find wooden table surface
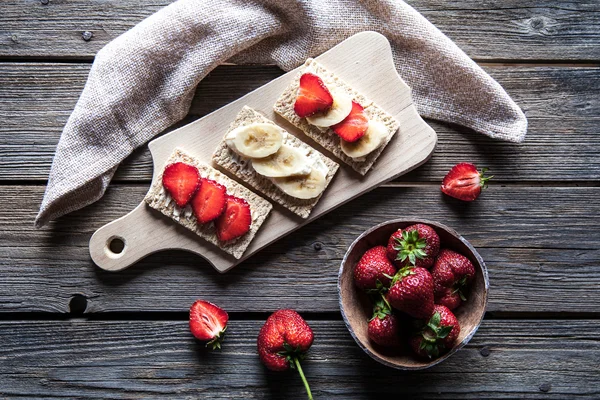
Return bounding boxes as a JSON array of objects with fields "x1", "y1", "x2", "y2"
[{"x1": 1, "y1": 1, "x2": 599, "y2": 398}]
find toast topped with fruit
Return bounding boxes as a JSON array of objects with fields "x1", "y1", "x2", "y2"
[
  {"x1": 274, "y1": 58, "x2": 400, "y2": 175},
  {"x1": 144, "y1": 149, "x2": 272, "y2": 259},
  {"x1": 212, "y1": 106, "x2": 339, "y2": 218}
]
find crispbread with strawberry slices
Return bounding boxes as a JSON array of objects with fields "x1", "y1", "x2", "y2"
[
  {"x1": 273, "y1": 58, "x2": 400, "y2": 175},
  {"x1": 144, "y1": 148, "x2": 272, "y2": 259},
  {"x1": 212, "y1": 106, "x2": 339, "y2": 219}
]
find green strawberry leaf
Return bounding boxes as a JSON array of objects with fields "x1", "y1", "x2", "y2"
[
  {"x1": 429, "y1": 312, "x2": 441, "y2": 328},
  {"x1": 408, "y1": 252, "x2": 416, "y2": 265},
  {"x1": 438, "y1": 325, "x2": 453, "y2": 339}
]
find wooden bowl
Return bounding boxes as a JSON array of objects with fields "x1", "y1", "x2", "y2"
[{"x1": 338, "y1": 218, "x2": 489, "y2": 370}]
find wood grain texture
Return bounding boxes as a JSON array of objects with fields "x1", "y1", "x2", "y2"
[
  {"x1": 2, "y1": 185, "x2": 598, "y2": 314},
  {"x1": 1, "y1": 0, "x2": 599, "y2": 60},
  {"x1": 0, "y1": 319, "x2": 598, "y2": 399},
  {"x1": 0, "y1": 63, "x2": 598, "y2": 182}
]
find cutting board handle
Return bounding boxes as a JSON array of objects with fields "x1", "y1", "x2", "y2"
[{"x1": 89, "y1": 202, "x2": 151, "y2": 271}]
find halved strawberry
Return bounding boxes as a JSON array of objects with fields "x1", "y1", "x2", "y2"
[
  {"x1": 294, "y1": 73, "x2": 333, "y2": 118},
  {"x1": 215, "y1": 195, "x2": 252, "y2": 242},
  {"x1": 191, "y1": 179, "x2": 227, "y2": 223},
  {"x1": 331, "y1": 101, "x2": 368, "y2": 142},
  {"x1": 189, "y1": 300, "x2": 228, "y2": 350},
  {"x1": 441, "y1": 163, "x2": 492, "y2": 202},
  {"x1": 162, "y1": 162, "x2": 201, "y2": 207}
]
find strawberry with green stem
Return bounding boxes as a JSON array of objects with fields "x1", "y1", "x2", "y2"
[
  {"x1": 385, "y1": 266, "x2": 435, "y2": 319},
  {"x1": 386, "y1": 224, "x2": 440, "y2": 269},
  {"x1": 431, "y1": 249, "x2": 476, "y2": 310},
  {"x1": 368, "y1": 297, "x2": 401, "y2": 347},
  {"x1": 257, "y1": 309, "x2": 315, "y2": 400},
  {"x1": 441, "y1": 163, "x2": 493, "y2": 201},
  {"x1": 189, "y1": 300, "x2": 228, "y2": 350},
  {"x1": 353, "y1": 246, "x2": 397, "y2": 292},
  {"x1": 410, "y1": 305, "x2": 460, "y2": 359}
]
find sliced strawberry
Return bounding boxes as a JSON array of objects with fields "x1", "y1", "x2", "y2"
[
  {"x1": 331, "y1": 101, "x2": 368, "y2": 142},
  {"x1": 294, "y1": 73, "x2": 333, "y2": 118},
  {"x1": 441, "y1": 163, "x2": 492, "y2": 201},
  {"x1": 189, "y1": 300, "x2": 229, "y2": 349},
  {"x1": 215, "y1": 195, "x2": 252, "y2": 242},
  {"x1": 191, "y1": 179, "x2": 227, "y2": 224},
  {"x1": 162, "y1": 162, "x2": 201, "y2": 207}
]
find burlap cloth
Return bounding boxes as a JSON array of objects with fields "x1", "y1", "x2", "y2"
[{"x1": 35, "y1": 0, "x2": 527, "y2": 227}]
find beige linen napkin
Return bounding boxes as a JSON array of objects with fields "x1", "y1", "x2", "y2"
[{"x1": 35, "y1": 0, "x2": 527, "y2": 227}]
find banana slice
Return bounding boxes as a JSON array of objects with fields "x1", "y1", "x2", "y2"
[
  {"x1": 306, "y1": 90, "x2": 353, "y2": 127},
  {"x1": 272, "y1": 168, "x2": 327, "y2": 200},
  {"x1": 251, "y1": 145, "x2": 312, "y2": 178},
  {"x1": 225, "y1": 123, "x2": 283, "y2": 159},
  {"x1": 340, "y1": 120, "x2": 388, "y2": 159}
]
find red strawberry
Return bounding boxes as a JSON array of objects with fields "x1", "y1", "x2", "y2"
[
  {"x1": 368, "y1": 299, "x2": 401, "y2": 347},
  {"x1": 441, "y1": 163, "x2": 492, "y2": 201},
  {"x1": 409, "y1": 305, "x2": 460, "y2": 359},
  {"x1": 191, "y1": 179, "x2": 226, "y2": 224},
  {"x1": 189, "y1": 300, "x2": 229, "y2": 350},
  {"x1": 387, "y1": 224, "x2": 440, "y2": 269},
  {"x1": 257, "y1": 309, "x2": 314, "y2": 399},
  {"x1": 162, "y1": 162, "x2": 201, "y2": 207},
  {"x1": 386, "y1": 266, "x2": 435, "y2": 319},
  {"x1": 331, "y1": 101, "x2": 369, "y2": 142},
  {"x1": 294, "y1": 73, "x2": 333, "y2": 118},
  {"x1": 215, "y1": 195, "x2": 251, "y2": 242},
  {"x1": 431, "y1": 249, "x2": 476, "y2": 310},
  {"x1": 386, "y1": 230, "x2": 404, "y2": 263},
  {"x1": 353, "y1": 246, "x2": 397, "y2": 292}
]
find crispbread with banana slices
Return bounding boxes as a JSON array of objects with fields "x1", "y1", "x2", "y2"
[
  {"x1": 273, "y1": 58, "x2": 400, "y2": 176},
  {"x1": 212, "y1": 106, "x2": 339, "y2": 219},
  {"x1": 144, "y1": 148, "x2": 272, "y2": 259}
]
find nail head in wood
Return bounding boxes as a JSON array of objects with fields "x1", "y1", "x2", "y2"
[
  {"x1": 82, "y1": 31, "x2": 93, "y2": 41},
  {"x1": 41, "y1": 0, "x2": 49, "y2": 5},
  {"x1": 480, "y1": 346, "x2": 490, "y2": 357},
  {"x1": 539, "y1": 383, "x2": 551, "y2": 393},
  {"x1": 313, "y1": 242, "x2": 323, "y2": 251}
]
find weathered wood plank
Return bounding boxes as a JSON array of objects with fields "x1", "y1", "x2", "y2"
[
  {"x1": 1, "y1": 185, "x2": 598, "y2": 314},
  {"x1": 0, "y1": 319, "x2": 598, "y2": 399},
  {"x1": 1, "y1": 0, "x2": 599, "y2": 60},
  {"x1": 0, "y1": 63, "x2": 599, "y2": 182}
]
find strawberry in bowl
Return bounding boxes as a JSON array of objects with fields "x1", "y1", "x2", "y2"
[{"x1": 338, "y1": 219, "x2": 488, "y2": 370}]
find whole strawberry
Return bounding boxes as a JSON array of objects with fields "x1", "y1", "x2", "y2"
[
  {"x1": 386, "y1": 224, "x2": 440, "y2": 269},
  {"x1": 189, "y1": 300, "x2": 228, "y2": 350},
  {"x1": 257, "y1": 309, "x2": 314, "y2": 400},
  {"x1": 441, "y1": 163, "x2": 492, "y2": 201},
  {"x1": 409, "y1": 305, "x2": 460, "y2": 359},
  {"x1": 386, "y1": 266, "x2": 435, "y2": 319},
  {"x1": 431, "y1": 249, "x2": 476, "y2": 310},
  {"x1": 368, "y1": 299, "x2": 401, "y2": 347},
  {"x1": 353, "y1": 246, "x2": 397, "y2": 292}
]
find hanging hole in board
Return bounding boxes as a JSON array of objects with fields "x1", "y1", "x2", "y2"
[{"x1": 105, "y1": 236, "x2": 126, "y2": 258}]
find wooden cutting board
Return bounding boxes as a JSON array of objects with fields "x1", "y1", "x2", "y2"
[{"x1": 89, "y1": 31, "x2": 437, "y2": 273}]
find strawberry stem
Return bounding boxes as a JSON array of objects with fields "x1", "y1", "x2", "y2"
[
  {"x1": 393, "y1": 230, "x2": 428, "y2": 266},
  {"x1": 293, "y1": 357, "x2": 313, "y2": 400},
  {"x1": 479, "y1": 167, "x2": 493, "y2": 189}
]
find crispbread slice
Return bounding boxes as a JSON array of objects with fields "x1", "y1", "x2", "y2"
[
  {"x1": 212, "y1": 106, "x2": 339, "y2": 219},
  {"x1": 144, "y1": 148, "x2": 272, "y2": 259},
  {"x1": 273, "y1": 58, "x2": 400, "y2": 175}
]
